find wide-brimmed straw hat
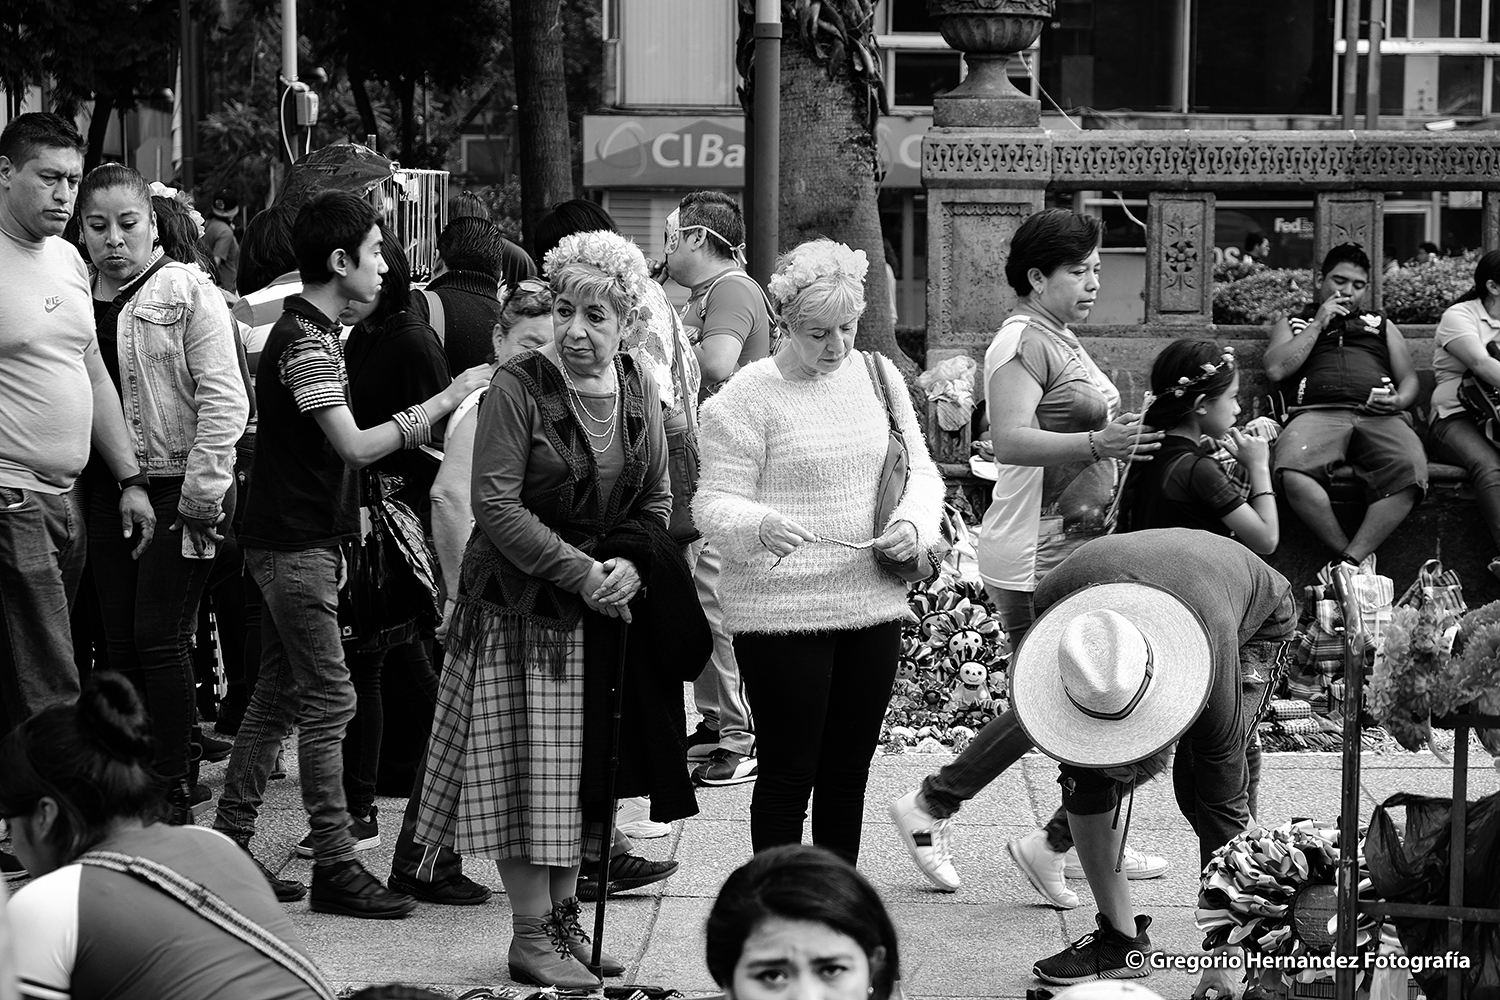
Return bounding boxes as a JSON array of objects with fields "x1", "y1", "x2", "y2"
[{"x1": 1009, "y1": 582, "x2": 1212, "y2": 768}]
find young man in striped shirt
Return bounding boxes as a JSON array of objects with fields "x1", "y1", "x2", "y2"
[{"x1": 215, "y1": 191, "x2": 486, "y2": 918}]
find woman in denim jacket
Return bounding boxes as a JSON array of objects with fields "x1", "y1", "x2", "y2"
[{"x1": 77, "y1": 164, "x2": 249, "y2": 822}]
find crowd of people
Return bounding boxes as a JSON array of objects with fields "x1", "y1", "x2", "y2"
[{"x1": 0, "y1": 106, "x2": 1490, "y2": 997}]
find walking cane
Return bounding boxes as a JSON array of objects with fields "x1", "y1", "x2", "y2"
[{"x1": 589, "y1": 615, "x2": 630, "y2": 980}]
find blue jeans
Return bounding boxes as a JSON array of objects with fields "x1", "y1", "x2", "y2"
[
  {"x1": 0, "y1": 485, "x2": 85, "y2": 734},
  {"x1": 1431, "y1": 413, "x2": 1500, "y2": 552},
  {"x1": 214, "y1": 546, "x2": 357, "y2": 864},
  {"x1": 919, "y1": 585, "x2": 1075, "y2": 851}
]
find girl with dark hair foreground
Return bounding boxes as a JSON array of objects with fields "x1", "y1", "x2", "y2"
[{"x1": 706, "y1": 844, "x2": 901, "y2": 1000}]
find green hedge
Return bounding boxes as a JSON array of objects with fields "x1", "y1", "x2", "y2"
[{"x1": 1213, "y1": 251, "x2": 1481, "y2": 326}]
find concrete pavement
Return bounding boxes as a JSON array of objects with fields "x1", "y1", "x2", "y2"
[{"x1": 186, "y1": 735, "x2": 1499, "y2": 999}]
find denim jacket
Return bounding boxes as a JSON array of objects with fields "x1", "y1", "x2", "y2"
[{"x1": 117, "y1": 261, "x2": 249, "y2": 521}]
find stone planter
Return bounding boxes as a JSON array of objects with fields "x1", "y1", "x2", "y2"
[{"x1": 927, "y1": 0, "x2": 1055, "y2": 128}]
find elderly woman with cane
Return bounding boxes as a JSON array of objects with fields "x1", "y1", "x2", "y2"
[
  {"x1": 693, "y1": 238, "x2": 944, "y2": 866},
  {"x1": 412, "y1": 231, "x2": 704, "y2": 989}
]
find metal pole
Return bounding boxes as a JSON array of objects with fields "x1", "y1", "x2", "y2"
[
  {"x1": 178, "y1": 0, "x2": 195, "y2": 190},
  {"x1": 282, "y1": 0, "x2": 299, "y2": 162},
  {"x1": 749, "y1": 0, "x2": 781, "y2": 288},
  {"x1": 1176, "y1": 0, "x2": 1191, "y2": 114},
  {"x1": 1341, "y1": 0, "x2": 1361, "y2": 128},
  {"x1": 1331, "y1": 568, "x2": 1365, "y2": 1000},
  {"x1": 1365, "y1": 11, "x2": 1383, "y2": 130}
]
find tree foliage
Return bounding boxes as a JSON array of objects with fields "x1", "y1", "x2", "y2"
[{"x1": 3, "y1": 0, "x2": 184, "y2": 169}]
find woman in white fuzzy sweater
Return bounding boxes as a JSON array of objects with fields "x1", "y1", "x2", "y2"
[{"x1": 693, "y1": 239, "x2": 944, "y2": 865}]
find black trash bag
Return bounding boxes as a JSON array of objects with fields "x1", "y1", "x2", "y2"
[{"x1": 1366, "y1": 790, "x2": 1500, "y2": 999}]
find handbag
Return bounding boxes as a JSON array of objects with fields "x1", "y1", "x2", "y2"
[
  {"x1": 865, "y1": 351, "x2": 951, "y2": 584},
  {"x1": 1458, "y1": 339, "x2": 1500, "y2": 441},
  {"x1": 77, "y1": 851, "x2": 336, "y2": 999},
  {"x1": 338, "y1": 470, "x2": 442, "y2": 650},
  {"x1": 665, "y1": 324, "x2": 701, "y2": 544},
  {"x1": 1395, "y1": 557, "x2": 1467, "y2": 618}
]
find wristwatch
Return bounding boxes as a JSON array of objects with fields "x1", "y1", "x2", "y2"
[{"x1": 118, "y1": 473, "x2": 149, "y2": 491}]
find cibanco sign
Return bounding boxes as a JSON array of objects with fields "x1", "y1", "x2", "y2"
[{"x1": 582, "y1": 114, "x2": 929, "y2": 189}]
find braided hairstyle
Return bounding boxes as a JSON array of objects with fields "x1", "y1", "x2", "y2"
[{"x1": 1142, "y1": 338, "x2": 1237, "y2": 430}]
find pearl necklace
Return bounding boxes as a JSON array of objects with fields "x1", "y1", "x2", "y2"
[{"x1": 558, "y1": 361, "x2": 619, "y2": 453}]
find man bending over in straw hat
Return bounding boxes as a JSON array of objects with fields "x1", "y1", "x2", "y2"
[{"x1": 1011, "y1": 528, "x2": 1295, "y2": 995}]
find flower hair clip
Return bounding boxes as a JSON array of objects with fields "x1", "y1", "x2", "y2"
[
  {"x1": 767, "y1": 239, "x2": 870, "y2": 309},
  {"x1": 1170, "y1": 346, "x2": 1236, "y2": 397},
  {"x1": 543, "y1": 231, "x2": 651, "y2": 307}
]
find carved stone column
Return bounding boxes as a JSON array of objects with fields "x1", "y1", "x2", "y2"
[
  {"x1": 1315, "y1": 191, "x2": 1385, "y2": 310},
  {"x1": 1144, "y1": 192, "x2": 1215, "y2": 325},
  {"x1": 1484, "y1": 191, "x2": 1500, "y2": 251},
  {"x1": 922, "y1": 1, "x2": 1056, "y2": 371}
]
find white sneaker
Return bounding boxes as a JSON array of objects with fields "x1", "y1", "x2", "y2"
[
  {"x1": 615, "y1": 796, "x2": 671, "y2": 839},
  {"x1": 1062, "y1": 844, "x2": 1169, "y2": 880},
  {"x1": 1007, "y1": 829, "x2": 1078, "y2": 909},
  {"x1": 887, "y1": 790, "x2": 960, "y2": 891}
]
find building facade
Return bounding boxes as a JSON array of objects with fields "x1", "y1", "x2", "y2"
[{"x1": 588, "y1": 0, "x2": 1491, "y2": 325}]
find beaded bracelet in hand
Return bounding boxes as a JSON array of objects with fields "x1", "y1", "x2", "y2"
[{"x1": 1087, "y1": 430, "x2": 1102, "y2": 462}]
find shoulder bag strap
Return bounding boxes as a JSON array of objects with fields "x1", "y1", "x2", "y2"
[
  {"x1": 421, "y1": 289, "x2": 446, "y2": 347},
  {"x1": 77, "y1": 851, "x2": 336, "y2": 999},
  {"x1": 670, "y1": 319, "x2": 697, "y2": 437},
  {"x1": 864, "y1": 350, "x2": 903, "y2": 442}
]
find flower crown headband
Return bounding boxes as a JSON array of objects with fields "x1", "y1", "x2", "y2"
[
  {"x1": 542, "y1": 230, "x2": 651, "y2": 308},
  {"x1": 766, "y1": 239, "x2": 870, "y2": 309},
  {"x1": 1169, "y1": 346, "x2": 1236, "y2": 397}
]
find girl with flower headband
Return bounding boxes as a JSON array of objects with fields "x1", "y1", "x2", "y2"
[
  {"x1": 1117, "y1": 338, "x2": 1280, "y2": 556},
  {"x1": 693, "y1": 237, "x2": 944, "y2": 865},
  {"x1": 413, "y1": 228, "x2": 703, "y2": 989}
]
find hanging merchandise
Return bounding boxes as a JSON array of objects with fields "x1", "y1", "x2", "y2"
[{"x1": 915, "y1": 355, "x2": 979, "y2": 432}]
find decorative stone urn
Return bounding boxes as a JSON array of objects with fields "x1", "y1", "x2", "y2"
[{"x1": 927, "y1": 0, "x2": 1055, "y2": 128}]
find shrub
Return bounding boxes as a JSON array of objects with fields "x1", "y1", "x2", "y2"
[
  {"x1": 1213, "y1": 268, "x2": 1315, "y2": 325},
  {"x1": 1382, "y1": 251, "x2": 1479, "y2": 324}
]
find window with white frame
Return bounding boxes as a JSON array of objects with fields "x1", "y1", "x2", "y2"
[{"x1": 1335, "y1": 0, "x2": 1500, "y2": 116}]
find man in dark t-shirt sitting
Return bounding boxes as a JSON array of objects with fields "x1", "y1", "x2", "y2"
[
  {"x1": 1262, "y1": 242, "x2": 1427, "y2": 568},
  {"x1": 219, "y1": 192, "x2": 486, "y2": 917}
]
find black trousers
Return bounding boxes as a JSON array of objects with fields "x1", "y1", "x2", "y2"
[{"x1": 735, "y1": 620, "x2": 901, "y2": 866}]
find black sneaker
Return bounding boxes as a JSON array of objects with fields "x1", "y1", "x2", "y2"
[
  {"x1": 1033, "y1": 914, "x2": 1152, "y2": 985},
  {"x1": 685, "y1": 721, "x2": 720, "y2": 762},
  {"x1": 248, "y1": 851, "x2": 307, "y2": 902},
  {"x1": 310, "y1": 859, "x2": 417, "y2": 919},
  {"x1": 576, "y1": 854, "x2": 679, "y2": 900},
  {"x1": 388, "y1": 869, "x2": 493, "y2": 905},
  {"x1": 295, "y1": 808, "x2": 380, "y2": 858},
  {"x1": 1, "y1": 850, "x2": 27, "y2": 882},
  {"x1": 194, "y1": 731, "x2": 233, "y2": 764},
  {"x1": 692, "y1": 748, "x2": 757, "y2": 786}
]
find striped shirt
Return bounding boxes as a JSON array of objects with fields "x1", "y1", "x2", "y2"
[{"x1": 238, "y1": 294, "x2": 359, "y2": 551}]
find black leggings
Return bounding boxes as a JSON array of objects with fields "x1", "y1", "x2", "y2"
[{"x1": 735, "y1": 620, "x2": 901, "y2": 866}]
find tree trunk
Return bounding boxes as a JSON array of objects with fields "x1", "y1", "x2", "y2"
[
  {"x1": 398, "y1": 75, "x2": 417, "y2": 164},
  {"x1": 84, "y1": 92, "x2": 116, "y2": 173},
  {"x1": 777, "y1": 28, "x2": 909, "y2": 380},
  {"x1": 511, "y1": 0, "x2": 574, "y2": 250},
  {"x1": 347, "y1": 51, "x2": 379, "y2": 148}
]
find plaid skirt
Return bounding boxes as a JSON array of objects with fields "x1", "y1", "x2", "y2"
[{"x1": 413, "y1": 609, "x2": 595, "y2": 865}]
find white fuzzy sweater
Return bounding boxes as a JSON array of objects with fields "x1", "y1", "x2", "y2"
[{"x1": 693, "y1": 354, "x2": 946, "y2": 635}]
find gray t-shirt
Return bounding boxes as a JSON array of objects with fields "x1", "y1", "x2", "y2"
[{"x1": 0, "y1": 228, "x2": 96, "y2": 493}]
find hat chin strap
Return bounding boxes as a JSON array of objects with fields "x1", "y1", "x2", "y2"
[{"x1": 1065, "y1": 642, "x2": 1155, "y2": 721}]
